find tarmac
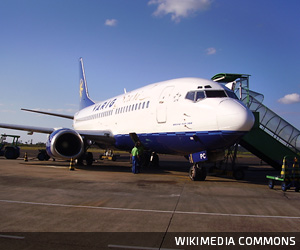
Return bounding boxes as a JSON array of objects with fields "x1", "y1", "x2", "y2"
[{"x1": 0, "y1": 151, "x2": 300, "y2": 249}]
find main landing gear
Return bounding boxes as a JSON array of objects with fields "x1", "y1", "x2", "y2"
[
  {"x1": 76, "y1": 152, "x2": 94, "y2": 166},
  {"x1": 189, "y1": 163, "x2": 207, "y2": 181},
  {"x1": 76, "y1": 140, "x2": 95, "y2": 166}
]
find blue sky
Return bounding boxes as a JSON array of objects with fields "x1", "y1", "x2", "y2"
[{"x1": 1, "y1": 0, "x2": 300, "y2": 143}]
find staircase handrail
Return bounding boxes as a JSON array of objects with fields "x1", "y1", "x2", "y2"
[{"x1": 240, "y1": 87, "x2": 300, "y2": 154}]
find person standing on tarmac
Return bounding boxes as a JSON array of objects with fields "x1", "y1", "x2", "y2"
[{"x1": 131, "y1": 142, "x2": 140, "y2": 174}]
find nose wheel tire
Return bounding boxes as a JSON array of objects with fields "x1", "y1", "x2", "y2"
[{"x1": 189, "y1": 164, "x2": 207, "y2": 181}]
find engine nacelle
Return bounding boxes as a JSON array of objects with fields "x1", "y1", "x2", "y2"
[{"x1": 46, "y1": 129, "x2": 84, "y2": 160}]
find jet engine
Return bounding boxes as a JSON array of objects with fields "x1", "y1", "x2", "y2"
[{"x1": 46, "y1": 129, "x2": 84, "y2": 160}]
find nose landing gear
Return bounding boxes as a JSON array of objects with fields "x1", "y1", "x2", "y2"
[{"x1": 189, "y1": 163, "x2": 207, "y2": 181}]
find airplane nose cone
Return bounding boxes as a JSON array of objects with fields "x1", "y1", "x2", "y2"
[{"x1": 217, "y1": 99, "x2": 255, "y2": 131}]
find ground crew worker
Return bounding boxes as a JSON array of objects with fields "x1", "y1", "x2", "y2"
[{"x1": 131, "y1": 142, "x2": 140, "y2": 174}]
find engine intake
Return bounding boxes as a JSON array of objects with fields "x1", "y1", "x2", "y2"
[{"x1": 46, "y1": 129, "x2": 84, "y2": 159}]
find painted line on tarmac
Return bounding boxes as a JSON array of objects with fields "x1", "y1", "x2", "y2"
[
  {"x1": 40, "y1": 166, "x2": 67, "y2": 169},
  {"x1": 1, "y1": 199, "x2": 300, "y2": 220},
  {"x1": 25, "y1": 164, "x2": 68, "y2": 169},
  {"x1": 0, "y1": 234, "x2": 25, "y2": 240},
  {"x1": 0, "y1": 199, "x2": 171, "y2": 214}
]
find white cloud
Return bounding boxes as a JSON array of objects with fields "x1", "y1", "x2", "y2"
[
  {"x1": 148, "y1": 0, "x2": 213, "y2": 22},
  {"x1": 205, "y1": 47, "x2": 217, "y2": 55},
  {"x1": 278, "y1": 93, "x2": 300, "y2": 104},
  {"x1": 0, "y1": 109, "x2": 15, "y2": 113},
  {"x1": 105, "y1": 19, "x2": 118, "y2": 27}
]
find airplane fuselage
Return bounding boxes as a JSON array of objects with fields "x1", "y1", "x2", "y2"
[{"x1": 73, "y1": 77, "x2": 254, "y2": 155}]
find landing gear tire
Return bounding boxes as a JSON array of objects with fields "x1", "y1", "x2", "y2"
[
  {"x1": 189, "y1": 164, "x2": 206, "y2": 181},
  {"x1": 37, "y1": 152, "x2": 45, "y2": 161},
  {"x1": 75, "y1": 157, "x2": 84, "y2": 166},
  {"x1": 85, "y1": 152, "x2": 93, "y2": 166},
  {"x1": 76, "y1": 152, "x2": 93, "y2": 166},
  {"x1": 37, "y1": 150, "x2": 50, "y2": 161},
  {"x1": 149, "y1": 152, "x2": 159, "y2": 168}
]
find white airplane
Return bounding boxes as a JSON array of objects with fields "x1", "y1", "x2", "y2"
[{"x1": 0, "y1": 58, "x2": 254, "y2": 181}]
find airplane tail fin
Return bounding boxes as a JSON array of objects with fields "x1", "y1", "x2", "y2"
[{"x1": 79, "y1": 58, "x2": 95, "y2": 110}]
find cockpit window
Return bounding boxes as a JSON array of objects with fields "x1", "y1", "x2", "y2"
[
  {"x1": 196, "y1": 91, "x2": 205, "y2": 101},
  {"x1": 185, "y1": 91, "x2": 196, "y2": 101},
  {"x1": 185, "y1": 89, "x2": 238, "y2": 102},
  {"x1": 225, "y1": 90, "x2": 239, "y2": 100},
  {"x1": 185, "y1": 91, "x2": 205, "y2": 102},
  {"x1": 205, "y1": 90, "x2": 227, "y2": 98}
]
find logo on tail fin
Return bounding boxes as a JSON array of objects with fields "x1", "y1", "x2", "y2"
[{"x1": 79, "y1": 79, "x2": 84, "y2": 98}]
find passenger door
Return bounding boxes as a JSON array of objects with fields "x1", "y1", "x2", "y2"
[{"x1": 156, "y1": 86, "x2": 174, "y2": 123}]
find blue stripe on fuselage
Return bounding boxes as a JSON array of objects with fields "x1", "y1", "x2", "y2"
[{"x1": 114, "y1": 131, "x2": 246, "y2": 155}]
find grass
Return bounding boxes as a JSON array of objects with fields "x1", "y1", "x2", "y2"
[{"x1": 19, "y1": 145, "x2": 45, "y2": 151}]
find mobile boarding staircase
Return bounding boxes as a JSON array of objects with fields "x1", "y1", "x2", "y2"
[{"x1": 212, "y1": 73, "x2": 300, "y2": 171}]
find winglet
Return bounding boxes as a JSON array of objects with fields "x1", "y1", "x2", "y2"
[{"x1": 79, "y1": 58, "x2": 95, "y2": 110}]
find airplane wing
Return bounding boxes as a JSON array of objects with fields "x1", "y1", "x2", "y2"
[
  {"x1": 21, "y1": 108, "x2": 74, "y2": 120},
  {"x1": 0, "y1": 123, "x2": 54, "y2": 134},
  {"x1": 76, "y1": 130, "x2": 116, "y2": 145},
  {"x1": 0, "y1": 123, "x2": 115, "y2": 145}
]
